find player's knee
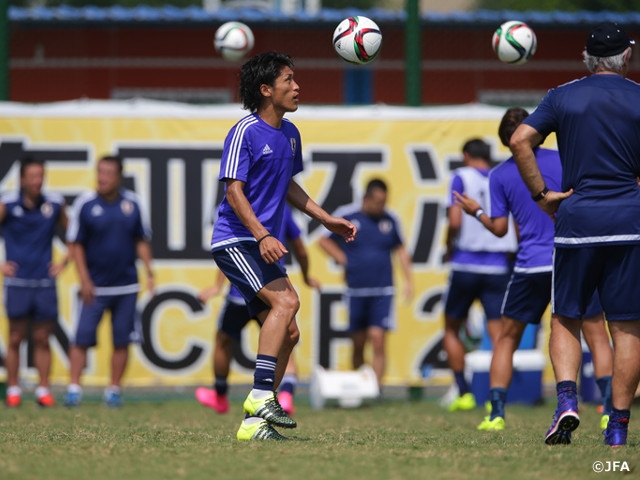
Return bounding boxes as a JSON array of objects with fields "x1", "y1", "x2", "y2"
[{"x1": 273, "y1": 291, "x2": 300, "y2": 318}]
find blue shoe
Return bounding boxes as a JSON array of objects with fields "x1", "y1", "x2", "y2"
[
  {"x1": 64, "y1": 391, "x2": 82, "y2": 408},
  {"x1": 544, "y1": 394, "x2": 579, "y2": 445},
  {"x1": 103, "y1": 389, "x2": 122, "y2": 409},
  {"x1": 604, "y1": 419, "x2": 628, "y2": 447}
]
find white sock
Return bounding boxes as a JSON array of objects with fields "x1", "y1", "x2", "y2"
[
  {"x1": 35, "y1": 386, "x2": 50, "y2": 399},
  {"x1": 105, "y1": 385, "x2": 121, "y2": 395},
  {"x1": 7, "y1": 386, "x2": 21, "y2": 396},
  {"x1": 67, "y1": 383, "x2": 82, "y2": 394},
  {"x1": 251, "y1": 389, "x2": 273, "y2": 400}
]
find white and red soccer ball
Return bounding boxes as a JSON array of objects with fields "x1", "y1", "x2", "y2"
[
  {"x1": 492, "y1": 20, "x2": 537, "y2": 65},
  {"x1": 214, "y1": 21, "x2": 255, "y2": 61},
  {"x1": 332, "y1": 16, "x2": 382, "y2": 65}
]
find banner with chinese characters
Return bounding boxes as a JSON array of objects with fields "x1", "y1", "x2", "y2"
[{"x1": 0, "y1": 100, "x2": 555, "y2": 388}]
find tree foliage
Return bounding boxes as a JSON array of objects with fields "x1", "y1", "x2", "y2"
[{"x1": 477, "y1": 0, "x2": 636, "y2": 12}]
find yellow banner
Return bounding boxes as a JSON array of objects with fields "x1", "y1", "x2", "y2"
[{"x1": 0, "y1": 101, "x2": 555, "y2": 388}]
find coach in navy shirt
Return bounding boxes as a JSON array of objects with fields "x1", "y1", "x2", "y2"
[
  {"x1": 0, "y1": 157, "x2": 69, "y2": 408},
  {"x1": 319, "y1": 178, "x2": 413, "y2": 392},
  {"x1": 64, "y1": 155, "x2": 154, "y2": 408},
  {"x1": 511, "y1": 22, "x2": 640, "y2": 447}
]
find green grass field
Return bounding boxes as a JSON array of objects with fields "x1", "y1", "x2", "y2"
[{"x1": 1, "y1": 391, "x2": 638, "y2": 480}]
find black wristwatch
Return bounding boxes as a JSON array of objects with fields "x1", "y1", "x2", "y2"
[{"x1": 532, "y1": 186, "x2": 549, "y2": 202}]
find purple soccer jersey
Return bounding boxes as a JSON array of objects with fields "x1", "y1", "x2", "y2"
[
  {"x1": 488, "y1": 148, "x2": 562, "y2": 271},
  {"x1": 211, "y1": 113, "x2": 303, "y2": 250}
]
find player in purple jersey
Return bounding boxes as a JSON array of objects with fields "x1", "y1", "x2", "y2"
[
  {"x1": 196, "y1": 204, "x2": 320, "y2": 416},
  {"x1": 511, "y1": 22, "x2": 640, "y2": 447},
  {"x1": 318, "y1": 179, "x2": 413, "y2": 392},
  {"x1": 0, "y1": 157, "x2": 70, "y2": 407},
  {"x1": 64, "y1": 155, "x2": 155, "y2": 408},
  {"x1": 455, "y1": 107, "x2": 613, "y2": 434},
  {"x1": 210, "y1": 52, "x2": 356, "y2": 441},
  {"x1": 443, "y1": 139, "x2": 516, "y2": 412}
]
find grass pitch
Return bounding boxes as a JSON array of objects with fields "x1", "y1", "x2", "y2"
[{"x1": 0, "y1": 390, "x2": 638, "y2": 480}]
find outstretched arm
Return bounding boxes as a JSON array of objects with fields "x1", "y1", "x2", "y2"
[
  {"x1": 453, "y1": 191, "x2": 509, "y2": 237},
  {"x1": 287, "y1": 180, "x2": 357, "y2": 242}
]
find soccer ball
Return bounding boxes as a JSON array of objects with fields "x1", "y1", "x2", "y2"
[
  {"x1": 492, "y1": 20, "x2": 537, "y2": 65},
  {"x1": 214, "y1": 21, "x2": 255, "y2": 61},
  {"x1": 332, "y1": 16, "x2": 382, "y2": 65}
]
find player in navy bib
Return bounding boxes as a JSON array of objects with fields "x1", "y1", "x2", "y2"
[
  {"x1": 64, "y1": 155, "x2": 154, "y2": 409},
  {"x1": 0, "y1": 157, "x2": 69, "y2": 407},
  {"x1": 210, "y1": 52, "x2": 356, "y2": 441},
  {"x1": 511, "y1": 22, "x2": 640, "y2": 446}
]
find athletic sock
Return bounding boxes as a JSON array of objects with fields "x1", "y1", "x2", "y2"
[
  {"x1": 556, "y1": 380, "x2": 577, "y2": 396},
  {"x1": 609, "y1": 408, "x2": 630, "y2": 427},
  {"x1": 454, "y1": 371, "x2": 469, "y2": 395},
  {"x1": 253, "y1": 354, "x2": 278, "y2": 392},
  {"x1": 35, "y1": 386, "x2": 50, "y2": 399},
  {"x1": 596, "y1": 375, "x2": 612, "y2": 415},
  {"x1": 7, "y1": 385, "x2": 21, "y2": 396},
  {"x1": 489, "y1": 387, "x2": 507, "y2": 420},
  {"x1": 214, "y1": 376, "x2": 228, "y2": 397},
  {"x1": 279, "y1": 374, "x2": 297, "y2": 395}
]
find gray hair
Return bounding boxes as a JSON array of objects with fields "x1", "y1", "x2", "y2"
[{"x1": 583, "y1": 48, "x2": 630, "y2": 73}]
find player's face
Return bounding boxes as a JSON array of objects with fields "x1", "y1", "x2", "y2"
[
  {"x1": 20, "y1": 163, "x2": 44, "y2": 199},
  {"x1": 363, "y1": 188, "x2": 387, "y2": 218},
  {"x1": 266, "y1": 66, "x2": 299, "y2": 113},
  {"x1": 97, "y1": 159, "x2": 121, "y2": 197}
]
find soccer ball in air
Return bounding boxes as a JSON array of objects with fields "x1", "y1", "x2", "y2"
[
  {"x1": 214, "y1": 21, "x2": 255, "y2": 61},
  {"x1": 492, "y1": 20, "x2": 537, "y2": 65},
  {"x1": 332, "y1": 16, "x2": 382, "y2": 65}
]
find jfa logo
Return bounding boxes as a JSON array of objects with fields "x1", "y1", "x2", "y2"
[{"x1": 592, "y1": 460, "x2": 630, "y2": 473}]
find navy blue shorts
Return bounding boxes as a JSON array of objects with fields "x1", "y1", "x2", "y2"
[
  {"x1": 212, "y1": 241, "x2": 287, "y2": 318},
  {"x1": 501, "y1": 271, "x2": 551, "y2": 324},
  {"x1": 217, "y1": 296, "x2": 258, "y2": 341},
  {"x1": 347, "y1": 294, "x2": 394, "y2": 332},
  {"x1": 74, "y1": 293, "x2": 137, "y2": 348},
  {"x1": 553, "y1": 245, "x2": 640, "y2": 321},
  {"x1": 4, "y1": 285, "x2": 58, "y2": 322},
  {"x1": 444, "y1": 270, "x2": 510, "y2": 321}
]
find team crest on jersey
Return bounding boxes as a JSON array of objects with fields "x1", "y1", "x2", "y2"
[
  {"x1": 379, "y1": 219, "x2": 392, "y2": 234},
  {"x1": 91, "y1": 204, "x2": 104, "y2": 217},
  {"x1": 40, "y1": 202, "x2": 53, "y2": 218},
  {"x1": 11, "y1": 205, "x2": 24, "y2": 217},
  {"x1": 290, "y1": 138, "x2": 297, "y2": 155},
  {"x1": 121, "y1": 199, "x2": 134, "y2": 216}
]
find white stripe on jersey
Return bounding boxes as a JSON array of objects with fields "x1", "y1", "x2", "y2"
[
  {"x1": 555, "y1": 234, "x2": 640, "y2": 245},
  {"x1": 228, "y1": 246, "x2": 263, "y2": 292},
  {"x1": 225, "y1": 116, "x2": 259, "y2": 179},
  {"x1": 66, "y1": 190, "x2": 99, "y2": 242}
]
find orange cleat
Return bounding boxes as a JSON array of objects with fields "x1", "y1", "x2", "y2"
[
  {"x1": 37, "y1": 392, "x2": 56, "y2": 407},
  {"x1": 6, "y1": 393, "x2": 21, "y2": 408}
]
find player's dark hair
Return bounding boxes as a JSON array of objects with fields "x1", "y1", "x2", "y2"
[
  {"x1": 239, "y1": 51, "x2": 295, "y2": 112},
  {"x1": 499, "y1": 107, "x2": 530, "y2": 147},
  {"x1": 365, "y1": 178, "x2": 388, "y2": 196},
  {"x1": 462, "y1": 139, "x2": 491, "y2": 162},
  {"x1": 99, "y1": 155, "x2": 124, "y2": 174},
  {"x1": 19, "y1": 156, "x2": 44, "y2": 177}
]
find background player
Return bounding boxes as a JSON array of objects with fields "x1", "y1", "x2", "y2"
[
  {"x1": 318, "y1": 178, "x2": 412, "y2": 392},
  {"x1": 454, "y1": 107, "x2": 612, "y2": 434},
  {"x1": 443, "y1": 139, "x2": 517, "y2": 412},
  {"x1": 0, "y1": 156, "x2": 69, "y2": 407},
  {"x1": 65, "y1": 155, "x2": 154, "y2": 408},
  {"x1": 196, "y1": 204, "x2": 320, "y2": 415}
]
